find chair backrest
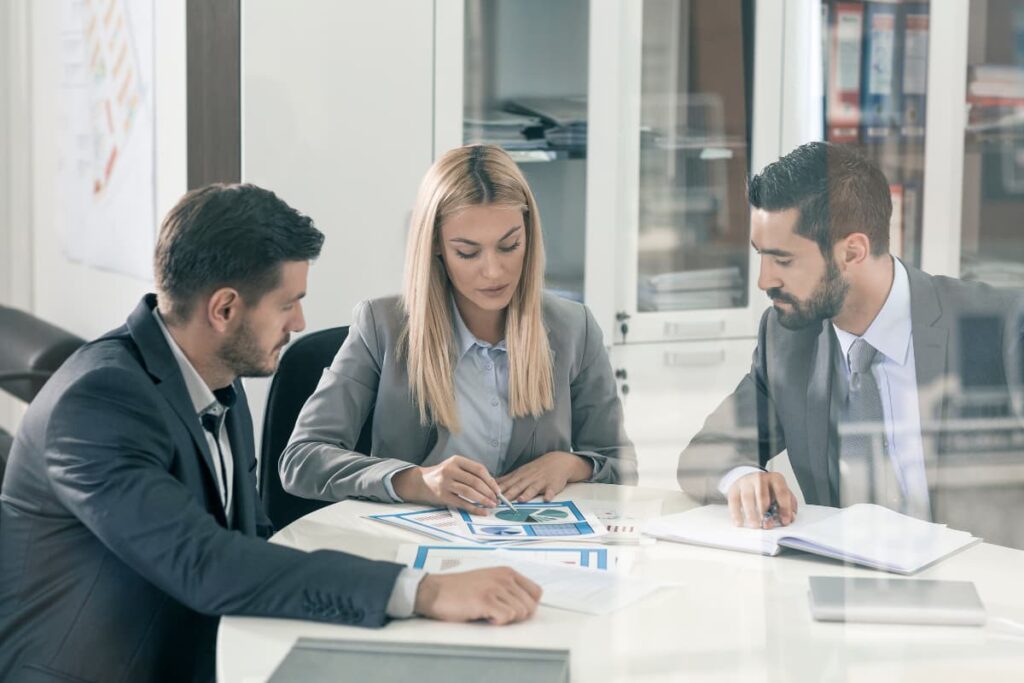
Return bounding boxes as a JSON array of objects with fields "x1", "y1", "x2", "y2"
[
  {"x1": 259, "y1": 325, "x2": 373, "y2": 530},
  {"x1": 0, "y1": 305, "x2": 85, "y2": 485}
]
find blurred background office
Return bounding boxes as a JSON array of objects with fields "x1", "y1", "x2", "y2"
[{"x1": 2, "y1": 0, "x2": 1023, "y2": 503}]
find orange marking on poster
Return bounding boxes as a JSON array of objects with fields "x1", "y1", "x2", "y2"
[
  {"x1": 103, "y1": 0, "x2": 115, "y2": 28},
  {"x1": 105, "y1": 99, "x2": 114, "y2": 133},
  {"x1": 113, "y1": 43, "x2": 127, "y2": 76},
  {"x1": 118, "y1": 71, "x2": 132, "y2": 105},
  {"x1": 104, "y1": 145, "x2": 118, "y2": 183}
]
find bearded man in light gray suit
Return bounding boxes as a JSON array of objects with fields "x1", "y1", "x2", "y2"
[{"x1": 677, "y1": 142, "x2": 1024, "y2": 549}]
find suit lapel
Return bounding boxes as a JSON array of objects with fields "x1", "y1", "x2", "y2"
[
  {"x1": 805, "y1": 321, "x2": 837, "y2": 505},
  {"x1": 906, "y1": 265, "x2": 950, "y2": 517},
  {"x1": 127, "y1": 295, "x2": 228, "y2": 524}
]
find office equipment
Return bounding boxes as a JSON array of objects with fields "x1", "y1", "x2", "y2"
[
  {"x1": 267, "y1": 638, "x2": 569, "y2": 683},
  {"x1": 643, "y1": 503, "x2": 980, "y2": 574},
  {"x1": 259, "y1": 326, "x2": 373, "y2": 529},
  {"x1": 827, "y1": 2, "x2": 865, "y2": 142},
  {"x1": 808, "y1": 576, "x2": 986, "y2": 626}
]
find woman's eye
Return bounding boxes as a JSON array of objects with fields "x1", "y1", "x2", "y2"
[
  {"x1": 499, "y1": 241, "x2": 521, "y2": 253},
  {"x1": 456, "y1": 251, "x2": 478, "y2": 260},
  {"x1": 775, "y1": 259, "x2": 792, "y2": 267}
]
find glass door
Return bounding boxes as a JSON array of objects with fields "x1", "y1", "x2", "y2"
[
  {"x1": 609, "y1": 0, "x2": 778, "y2": 344},
  {"x1": 960, "y1": 0, "x2": 1024, "y2": 288},
  {"x1": 454, "y1": 0, "x2": 591, "y2": 304}
]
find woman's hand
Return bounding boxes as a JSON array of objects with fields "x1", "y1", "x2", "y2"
[
  {"x1": 496, "y1": 451, "x2": 593, "y2": 503},
  {"x1": 392, "y1": 455, "x2": 502, "y2": 515}
]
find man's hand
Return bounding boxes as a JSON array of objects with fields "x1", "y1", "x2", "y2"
[
  {"x1": 414, "y1": 568, "x2": 543, "y2": 625},
  {"x1": 496, "y1": 451, "x2": 593, "y2": 503},
  {"x1": 727, "y1": 471, "x2": 798, "y2": 529},
  {"x1": 392, "y1": 455, "x2": 501, "y2": 515}
]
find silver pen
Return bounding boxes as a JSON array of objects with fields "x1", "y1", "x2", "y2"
[{"x1": 496, "y1": 490, "x2": 519, "y2": 513}]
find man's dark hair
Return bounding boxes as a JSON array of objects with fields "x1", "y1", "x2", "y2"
[
  {"x1": 154, "y1": 183, "x2": 324, "y2": 323},
  {"x1": 748, "y1": 141, "x2": 892, "y2": 257}
]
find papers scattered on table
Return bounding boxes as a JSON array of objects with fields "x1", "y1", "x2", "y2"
[
  {"x1": 643, "y1": 504, "x2": 980, "y2": 574},
  {"x1": 396, "y1": 544, "x2": 630, "y2": 573},
  {"x1": 574, "y1": 498, "x2": 663, "y2": 545},
  {"x1": 398, "y1": 545, "x2": 663, "y2": 615},
  {"x1": 367, "y1": 507, "x2": 518, "y2": 546},
  {"x1": 448, "y1": 500, "x2": 607, "y2": 543}
]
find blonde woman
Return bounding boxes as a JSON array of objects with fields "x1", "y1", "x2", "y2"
[{"x1": 280, "y1": 144, "x2": 637, "y2": 514}]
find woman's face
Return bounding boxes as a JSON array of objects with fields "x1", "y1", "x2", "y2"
[{"x1": 438, "y1": 204, "x2": 527, "y2": 319}]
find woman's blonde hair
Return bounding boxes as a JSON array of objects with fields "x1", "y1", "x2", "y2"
[{"x1": 401, "y1": 144, "x2": 554, "y2": 431}]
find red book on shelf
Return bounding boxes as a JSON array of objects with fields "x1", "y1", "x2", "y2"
[{"x1": 827, "y1": 2, "x2": 865, "y2": 142}]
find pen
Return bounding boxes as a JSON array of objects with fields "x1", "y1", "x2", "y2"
[
  {"x1": 496, "y1": 490, "x2": 519, "y2": 513},
  {"x1": 761, "y1": 500, "x2": 780, "y2": 529}
]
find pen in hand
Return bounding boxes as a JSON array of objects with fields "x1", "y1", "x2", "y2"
[
  {"x1": 761, "y1": 500, "x2": 781, "y2": 530},
  {"x1": 496, "y1": 490, "x2": 519, "y2": 513}
]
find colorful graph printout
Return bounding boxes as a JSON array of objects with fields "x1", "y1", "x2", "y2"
[
  {"x1": 398, "y1": 545, "x2": 610, "y2": 572},
  {"x1": 450, "y1": 500, "x2": 606, "y2": 541}
]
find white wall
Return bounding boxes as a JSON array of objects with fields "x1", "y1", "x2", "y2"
[{"x1": 241, "y1": 0, "x2": 437, "y2": 444}]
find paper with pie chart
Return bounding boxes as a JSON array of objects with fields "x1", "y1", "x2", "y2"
[{"x1": 450, "y1": 500, "x2": 606, "y2": 541}]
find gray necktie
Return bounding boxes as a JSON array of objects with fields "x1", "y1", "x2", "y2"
[{"x1": 838, "y1": 339, "x2": 903, "y2": 510}]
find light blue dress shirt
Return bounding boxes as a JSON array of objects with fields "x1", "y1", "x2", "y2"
[{"x1": 720, "y1": 259, "x2": 931, "y2": 519}]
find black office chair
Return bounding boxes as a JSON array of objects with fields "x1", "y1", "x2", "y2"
[
  {"x1": 0, "y1": 305, "x2": 85, "y2": 484},
  {"x1": 259, "y1": 326, "x2": 373, "y2": 530}
]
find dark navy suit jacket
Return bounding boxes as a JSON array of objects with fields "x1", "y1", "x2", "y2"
[{"x1": 0, "y1": 295, "x2": 403, "y2": 682}]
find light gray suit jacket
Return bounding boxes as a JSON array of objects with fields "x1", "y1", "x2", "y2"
[
  {"x1": 677, "y1": 263, "x2": 1024, "y2": 548},
  {"x1": 281, "y1": 294, "x2": 637, "y2": 503}
]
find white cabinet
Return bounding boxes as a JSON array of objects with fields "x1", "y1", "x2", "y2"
[{"x1": 434, "y1": 0, "x2": 784, "y2": 344}]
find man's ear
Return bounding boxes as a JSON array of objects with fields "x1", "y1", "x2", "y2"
[
  {"x1": 837, "y1": 232, "x2": 871, "y2": 269},
  {"x1": 206, "y1": 287, "x2": 242, "y2": 333}
]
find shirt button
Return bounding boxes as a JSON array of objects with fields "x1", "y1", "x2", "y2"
[
  {"x1": 491, "y1": 398, "x2": 499, "y2": 407},
  {"x1": 485, "y1": 363, "x2": 493, "y2": 370},
  {"x1": 491, "y1": 440, "x2": 499, "y2": 447}
]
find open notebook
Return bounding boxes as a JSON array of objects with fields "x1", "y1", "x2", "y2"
[{"x1": 642, "y1": 504, "x2": 980, "y2": 574}]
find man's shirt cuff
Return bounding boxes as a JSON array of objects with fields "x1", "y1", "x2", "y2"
[
  {"x1": 717, "y1": 465, "x2": 765, "y2": 496},
  {"x1": 384, "y1": 567, "x2": 427, "y2": 618}
]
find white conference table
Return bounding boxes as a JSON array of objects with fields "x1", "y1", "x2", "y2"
[{"x1": 218, "y1": 483, "x2": 1024, "y2": 682}]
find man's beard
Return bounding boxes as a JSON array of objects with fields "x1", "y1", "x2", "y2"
[
  {"x1": 767, "y1": 257, "x2": 849, "y2": 331},
  {"x1": 218, "y1": 316, "x2": 286, "y2": 378}
]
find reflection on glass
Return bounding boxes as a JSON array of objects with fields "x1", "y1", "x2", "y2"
[
  {"x1": 961, "y1": 0, "x2": 1024, "y2": 288},
  {"x1": 638, "y1": 0, "x2": 752, "y2": 312},
  {"x1": 463, "y1": 0, "x2": 589, "y2": 302},
  {"x1": 821, "y1": 0, "x2": 929, "y2": 268}
]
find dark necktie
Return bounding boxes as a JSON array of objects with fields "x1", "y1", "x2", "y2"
[
  {"x1": 200, "y1": 385, "x2": 237, "y2": 512},
  {"x1": 837, "y1": 339, "x2": 903, "y2": 510}
]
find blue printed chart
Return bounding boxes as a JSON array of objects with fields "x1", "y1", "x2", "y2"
[{"x1": 450, "y1": 500, "x2": 607, "y2": 542}]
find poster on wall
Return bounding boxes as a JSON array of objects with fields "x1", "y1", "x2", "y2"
[{"x1": 58, "y1": 0, "x2": 155, "y2": 281}]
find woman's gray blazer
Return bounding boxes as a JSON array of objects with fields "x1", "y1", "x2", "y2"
[{"x1": 279, "y1": 293, "x2": 638, "y2": 503}]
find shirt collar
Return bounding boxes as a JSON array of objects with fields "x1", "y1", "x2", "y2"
[
  {"x1": 833, "y1": 257, "x2": 912, "y2": 367},
  {"x1": 450, "y1": 294, "x2": 506, "y2": 356},
  {"x1": 152, "y1": 308, "x2": 223, "y2": 415}
]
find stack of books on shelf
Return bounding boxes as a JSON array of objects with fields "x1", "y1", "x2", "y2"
[
  {"x1": 966, "y1": 65, "x2": 1024, "y2": 137},
  {"x1": 505, "y1": 96, "x2": 588, "y2": 155},
  {"x1": 463, "y1": 110, "x2": 548, "y2": 151},
  {"x1": 638, "y1": 266, "x2": 745, "y2": 312}
]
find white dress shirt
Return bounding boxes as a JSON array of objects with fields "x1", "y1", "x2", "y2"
[{"x1": 719, "y1": 259, "x2": 931, "y2": 518}]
